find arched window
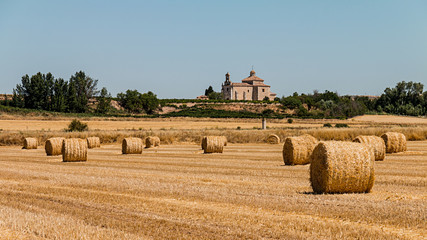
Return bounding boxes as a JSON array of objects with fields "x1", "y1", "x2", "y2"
[{"x1": 235, "y1": 91, "x2": 238, "y2": 100}]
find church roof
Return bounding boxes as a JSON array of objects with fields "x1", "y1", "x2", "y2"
[
  {"x1": 241, "y1": 75, "x2": 265, "y2": 82},
  {"x1": 230, "y1": 82, "x2": 270, "y2": 87},
  {"x1": 241, "y1": 70, "x2": 264, "y2": 82},
  {"x1": 230, "y1": 82, "x2": 251, "y2": 87}
]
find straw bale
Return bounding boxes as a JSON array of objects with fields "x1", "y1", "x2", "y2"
[
  {"x1": 353, "y1": 135, "x2": 385, "y2": 161},
  {"x1": 266, "y1": 134, "x2": 280, "y2": 144},
  {"x1": 122, "y1": 137, "x2": 143, "y2": 154},
  {"x1": 145, "y1": 136, "x2": 160, "y2": 148},
  {"x1": 87, "y1": 137, "x2": 100, "y2": 149},
  {"x1": 45, "y1": 137, "x2": 65, "y2": 156},
  {"x1": 62, "y1": 138, "x2": 87, "y2": 162},
  {"x1": 381, "y1": 132, "x2": 407, "y2": 153},
  {"x1": 220, "y1": 136, "x2": 228, "y2": 146},
  {"x1": 201, "y1": 136, "x2": 225, "y2": 153},
  {"x1": 282, "y1": 134, "x2": 318, "y2": 165},
  {"x1": 310, "y1": 141, "x2": 375, "y2": 194},
  {"x1": 23, "y1": 138, "x2": 37, "y2": 149}
]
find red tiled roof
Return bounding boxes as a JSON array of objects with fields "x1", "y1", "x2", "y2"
[
  {"x1": 230, "y1": 82, "x2": 251, "y2": 87},
  {"x1": 241, "y1": 75, "x2": 264, "y2": 82}
]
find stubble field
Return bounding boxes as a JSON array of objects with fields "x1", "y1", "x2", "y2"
[{"x1": 0, "y1": 140, "x2": 425, "y2": 239}]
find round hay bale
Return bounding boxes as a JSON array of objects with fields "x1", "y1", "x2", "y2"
[
  {"x1": 310, "y1": 141, "x2": 375, "y2": 194},
  {"x1": 201, "y1": 136, "x2": 224, "y2": 153},
  {"x1": 23, "y1": 137, "x2": 37, "y2": 149},
  {"x1": 266, "y1": 134, "x2": 280, "y2": 144},
  {"x1": 220, "y1": 136, "x2": 228, "y2": 146},
  {"x1": 122, "y1": 137, "x2": 143, "y2": 154},
  {"x1": 145, "y1": 136, "x2": 160, "y2": 148},
  {"x1": 381, "y1": 132, "x2": 407, "y2": 153},
  {"x1": 282, "y1": 134, "x2": 318, "y2": 165},
  {"x1": 353, "y1": 135, "x2": 385, "y2": 161},
  {"x1": 62, "y1": 138, "x2": 87, "y2": 162},
  {"x1": 45, "y1": 137, "x2": 65, "y2": 156},
  {"x1": 87, "y1": 137, "x2": 100, "y2": 149}
]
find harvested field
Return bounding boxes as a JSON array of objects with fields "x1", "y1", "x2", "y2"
[{"x1": 0, "y1": 141, "x2": 425, "y2": 239}]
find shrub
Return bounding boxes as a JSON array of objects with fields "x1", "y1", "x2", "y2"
[
  {"x1": 287, "y1": 118, "x2": 293, "y2": 124},
  {"x1": 67, "y1": 119, "x2": 88, "y2": 132},
  {"x1": 323, "y1": 123, "x2": 332, "y2": 128},
  {"x1": 236, "y1": 126, "x2": 241, "y2": 130},
  {"x1": 335, "y1": 123, "x2": 349, "y2": 128}
]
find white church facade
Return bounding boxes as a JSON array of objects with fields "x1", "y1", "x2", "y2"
[{"x1": 221, "y1": 70, "x2": 276, "y2": 101}]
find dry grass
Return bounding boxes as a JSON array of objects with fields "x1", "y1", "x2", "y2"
[
  {"x1": 0, "y1": 141, "x2": 424, "y2": 239},
  {"x1": 1, "y1": 126, "x2": 426, "y2": 148},
  {"x1": 0, "y1": 116, "x2": 426, "y2": 147}
]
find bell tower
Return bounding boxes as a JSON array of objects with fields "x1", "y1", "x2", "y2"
[{"x1": 224, "y1": 72, "x2": 231, "y2": 85}]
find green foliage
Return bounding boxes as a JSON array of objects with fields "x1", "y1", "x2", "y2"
[
  {"x1": 67, "y1": 119, "x2": 88, "y2": 132},
  {"x1": 68, "y1": 71, "x2": 99, "y2": 113},
  {"x1": 11, "y1": 71, "x2": 103, "y2": 114},
  {"x1": 376, "y1": 81, "x2": 426, "y2": 116},
  {"x1": 96, "y1": 87, "x2": 112, "y2": 114},
  {"x1": 287, "y1": 118, "x2": 293, "y2": 124},
  {"x1": 163, "y1": 107, "x2": 284, "y2": 119},
  {"x1": 280, "y1": 96, "x2": 302, "y2": 109},
  {"x1": 204, "y1": 86, "x2": 222, "y2": 100},
  {"x1": 335, "y1": 123, "x2": 349, "y2": 128},
  {"x1": 207, "y1": 91, "x2": 222, "y2": 100},
  {"x1": 140, "y1": 91, "x2": 160, "y2": 114},
  {"x1": 261, "y1": 109, "x2": 275, "y2": 117},
  {"x1": 204, "y1": 86, "x2": 214, "y2": 96},
  {"x1": 323, "y1": 123, "x2": 332, "y2": 128},
  {"x1": 117, "y1": 90, "x2": 159, "y2": 114}
]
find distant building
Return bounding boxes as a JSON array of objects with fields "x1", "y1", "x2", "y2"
[{"x1": 221, "y1": 70, "x2": 276, "y2": 101}]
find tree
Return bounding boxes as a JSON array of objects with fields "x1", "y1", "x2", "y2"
[
  {"x1": 376, "y1": 81, "x2": 425, "y2": 116},
  {"x1": 280, "y1": 96, "x2": 302, "y2": 109},
  {"x1": 207, "y1": 91, "x2": 222, "y2": 100},
  {"x1": 13, "y1": 72, "x2": 54, "y2": 110},
  {"x1": 204, "y1": 86, "x2": 214, "y2": 96},
  {"x1": 68, "y1": 71, "x2": 98, "y2": 113},
  {"x1": 140, "y1": 91, "x2": 159, "y2": 114},
  {"x1": 117, "y1": 90, "x2": 143, "y2": 113},
  {"x1": 117, "y1": 90, "x2": 159, "y2": 114},
  {"x1": 96, "y1": 87, "x2": 111, "y2": 114},
  {"x1": 51, "y1": 78, "x2": 68, "y2": 112}
]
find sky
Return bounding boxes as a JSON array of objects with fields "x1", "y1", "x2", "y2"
[{"x1": 0, "y1": 0, "x2": 426, "y2": 98}]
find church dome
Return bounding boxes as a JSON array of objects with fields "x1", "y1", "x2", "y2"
[{"x1": 250, "y1": 69, "x2": 256, "y2": 76}]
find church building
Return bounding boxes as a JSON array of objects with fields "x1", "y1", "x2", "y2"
[{"x1": 221, "y1": 70, "x2": 276, "y2": 101}]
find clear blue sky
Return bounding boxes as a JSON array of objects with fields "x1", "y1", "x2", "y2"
[{"x1": 1, "y1": 0, "x2": 426, "y2": 98}]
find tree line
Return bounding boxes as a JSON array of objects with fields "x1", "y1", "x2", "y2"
[
  {"x1": 203, "y1": 81, "x2": 427, "y2": 118},
  {"x1": 278, "y1": 81, "x2": 427, "y2": 118},
  {"x1": 3, "y1": 72, "x2": 426, "y2": 118},
  {"x1": 6, "y1": 71, "x2": 159, "y2": 115}
]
